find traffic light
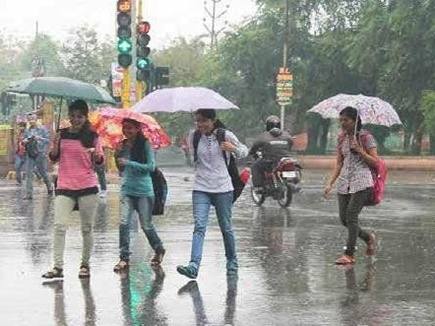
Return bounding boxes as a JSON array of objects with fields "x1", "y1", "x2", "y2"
[
  {"x1": 116, "y1": 0, "x2": 133, "y2": 68},
  {"x1": 155, "y1": 67, "x2": 170, "y2": 88},
  {"x1": 136, "y1": 21, "x2": 151, "y2": 82}
]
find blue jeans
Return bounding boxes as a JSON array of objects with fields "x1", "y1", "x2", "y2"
[
  {"x1": 25, "y1": 153, "x2": 52, "y2": 196},
  {"x1": 14, "y1": 154, "x2": 25, "y2": 183},
  {"x1": 189, "y1": 190, "x2": 238, "y2": 272},
  {"x1": 119, "y1": 194, "x2": 164, "y2": 260},
  {"x1": 95, "y1": 164, "x2": 107, "y2": 191}
]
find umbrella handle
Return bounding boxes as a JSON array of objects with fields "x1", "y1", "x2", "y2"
[{"x1": 56, "y1": 98, "x2": 63, "y2": 131}]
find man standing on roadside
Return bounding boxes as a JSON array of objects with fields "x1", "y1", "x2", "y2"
[
  {"x1": 22, "y1": 113, "x2": 53, "y2": 199},
  {"x1": 14, "y1": 121, "x2": 27, "y2": 185}
]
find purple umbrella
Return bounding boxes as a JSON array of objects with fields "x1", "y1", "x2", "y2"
[{"x1": 131, "y1": 87, "x2": 240, "y2": 113}]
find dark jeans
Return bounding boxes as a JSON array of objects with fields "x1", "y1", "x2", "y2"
[
  {"x1": 338, "y1": 188, "x2": 373, "y2": 257},
  {"x1": 95, "y1": 164, "x2": 107, "y2": 191},
  {"x1": 251, "y1": 158, "x2": 274, "y2": 187}
]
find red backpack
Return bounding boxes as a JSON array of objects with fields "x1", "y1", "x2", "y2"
[{"x1": 338, "y1": 131, "x2": 387, "y2": 206}]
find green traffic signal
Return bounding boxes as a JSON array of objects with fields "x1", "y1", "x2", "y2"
[
  {"x1": 117, "y1": 39, "x2": 132, "y2": 54},
  {"x1": 137, "y1": 57, "x2": 151, "y2": 69}
]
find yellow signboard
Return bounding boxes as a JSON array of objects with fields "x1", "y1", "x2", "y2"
[{"x1": 276, "y1": 67, "x2": 293, "y2": 105}]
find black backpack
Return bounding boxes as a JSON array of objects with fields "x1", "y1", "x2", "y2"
[
  {"x1": 193, "y1": 128, "x2": 245, "y2": 203},
  {"x1": 25, "y1": 137, "x2": 39, "y2": 159},
  {"x1": 151, "y1": 168, "x2": 168, "y2": 215}
]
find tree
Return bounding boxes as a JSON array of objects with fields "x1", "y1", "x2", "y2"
[
  {"x1": 421, "y1": 91, "x2": 435, "y2": 154},
  {"x1": 60, "y1": 25, "x2": 116, "y2": 84}
]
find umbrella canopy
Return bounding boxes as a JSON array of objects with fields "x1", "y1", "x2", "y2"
[
  {"x1": 6, "y1": 77, "x2": 116, "y2": 104},
  {"x1": 307, "y1": 93, "x2": 402, "y2": 127},
  {"x1": 88, "y1": 108, "x2": 171, "y2": 150},
  {"x1": 132, "y1": 87, "x2": 240, "y2": 113}
]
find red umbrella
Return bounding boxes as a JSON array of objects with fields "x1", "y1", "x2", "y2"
[{"x1": 89, "y1": 108, "x2": 172, "y2": 149}]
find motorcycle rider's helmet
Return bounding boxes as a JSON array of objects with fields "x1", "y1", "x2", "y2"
[{"x1": 265, "y1": 115, "x2": 281, "y2": 131}]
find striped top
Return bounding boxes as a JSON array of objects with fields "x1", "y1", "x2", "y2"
[
  {"x1": 337, "y1": 132, "x2": 377, "y2": 194},
  {"x1": 53, "y1": 131, "x2": 103, "y2": 192}
]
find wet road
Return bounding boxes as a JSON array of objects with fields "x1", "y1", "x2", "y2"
[{"x1": 1, "y1": 167, "x2": 435, "y2": 325}]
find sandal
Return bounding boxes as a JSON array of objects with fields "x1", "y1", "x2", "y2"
[
  {"x1": 334, "y1": 254, "x2": 356, "y2": 265},
  {"x1": 113, "y1": 260, "x2": 129, "y2": 272},
  {"x1": 42, "y1": 267, "x2": 64, "y2": 279},
  {"x1": 151, "y1": 249, "x2": 166, "y2": 265},
  {"x1": 78, "y1": 265, "x2": 90, "y2": 278},
  {"x1": 366, "y1": 233, "x2": 376, "y2": 256}
]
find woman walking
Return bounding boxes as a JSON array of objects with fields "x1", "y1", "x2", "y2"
[
  {"x1": 177, "y1": 109, "x2": 248, "y2": 279},
  {"x1": 322, "y1": 106, "x2": 377, "y2": 265},
  {"x1": 113, "y1": 118, "x2": 165, "y2": 272},
  {"x1": 42, "y1": 99, "x2": 104, "y2": 279}
]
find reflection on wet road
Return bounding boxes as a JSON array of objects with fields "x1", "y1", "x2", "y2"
[{"x1": 0, "y1": 168, "x2": 435, "y2": 325}]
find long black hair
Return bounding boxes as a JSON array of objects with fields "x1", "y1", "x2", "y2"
[
  {"x1": 122, "y1": 118, "x2": 148, "y2": 163},
  {"x1": 68, "y1": 99, "x2": 98, "y2": 148}
]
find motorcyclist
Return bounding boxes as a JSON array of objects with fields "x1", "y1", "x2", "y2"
[{"x1": 248, "y1": 115, "x2": 294, "y2": 190}]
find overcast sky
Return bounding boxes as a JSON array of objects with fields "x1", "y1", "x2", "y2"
[{"x1": 0, "y1": 0, "x2": 257, "y2": 49}]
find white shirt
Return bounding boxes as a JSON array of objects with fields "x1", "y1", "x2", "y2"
[{"x1": 189, "y1": 129, "x2": 248, "y2": 193}]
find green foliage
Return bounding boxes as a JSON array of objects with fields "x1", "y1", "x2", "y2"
[
  {"x1": 60, "y1": 25, "x2": 116, "y2": 84},
  {"x1": 2, "y1": 1, "x2": 435, "y2": 154}
]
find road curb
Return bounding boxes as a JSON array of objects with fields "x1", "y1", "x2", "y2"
[{"x1": 298, "y1": 155, "x2": 435, "y2": 171}]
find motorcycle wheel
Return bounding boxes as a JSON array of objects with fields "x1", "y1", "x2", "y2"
[
  {"x1": 277, "y1": 185, "x2": 292, "y2": 207},
  {"x1": 251, "y1": 187, "x2": 266, "y2": 206}
]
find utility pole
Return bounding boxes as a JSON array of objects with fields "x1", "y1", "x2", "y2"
[
  {"x1": 203, "y1": 0, "x2": 229, "y2": 50},
  {"x1": 275, "y1": 0, "x2": 292, "y2": 131},
  {"x1": 280, "y1": 0, "x2": 289, "y2": 130}
]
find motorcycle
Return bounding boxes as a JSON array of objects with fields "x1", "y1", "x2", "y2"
[{"x1": 250, "y1": 155, "x2": 302, "y2": 207}]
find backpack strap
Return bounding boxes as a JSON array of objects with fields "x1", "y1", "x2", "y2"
[
  {"x1": 338, "y1": 130, "x2": 371, "y2": 155},
  {"x1": 215, "y1": 128, "x2": 229, "y2": 166}
]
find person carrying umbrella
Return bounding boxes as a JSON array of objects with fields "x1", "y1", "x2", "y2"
[
  {"x1": 42, "y1": 99, "x2": 104, "y2": 279},
  {"x1": 322, "y1": 107, "x2": 377, "y2": 265},
  {"x1": 176, "y1": 109, "x2": 248, "y2": 279},
  {"x1": 113, "y1": 118, "x2": 166, "y2": 272}
]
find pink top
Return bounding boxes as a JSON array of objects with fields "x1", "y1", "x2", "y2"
[{"x1": 56, "y1": 137, "x2": 103, "y2": 190}]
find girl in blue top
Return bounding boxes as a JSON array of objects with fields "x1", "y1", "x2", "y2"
[{"x1": 113, "y1": 118, "x2": 165, "y2": 272}]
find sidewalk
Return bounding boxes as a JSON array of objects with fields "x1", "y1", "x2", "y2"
[{"x1": 298, "y1": 155, "x2": 435, "y2": 171}]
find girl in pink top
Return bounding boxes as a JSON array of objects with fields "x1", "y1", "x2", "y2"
[{"x1": 42, "y1": 99, "x2": 104, "y2": 279}]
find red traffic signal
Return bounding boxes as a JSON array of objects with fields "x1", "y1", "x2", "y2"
[
  {"x1": 117, "y1": 0, "x2": 132, "y2": 13},
  {"x1": 137, "y1": 21, "x2": 150, "y2": 34}
]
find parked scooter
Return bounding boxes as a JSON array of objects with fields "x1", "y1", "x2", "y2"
[{"x1": 250, "y1": 155, "x2": 302, "y2": 207}]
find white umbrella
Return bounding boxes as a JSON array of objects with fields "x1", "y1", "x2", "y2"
[
  {"x1": 132, "y1": 87, "x2": 240, "y2": 113},
  {"x1": 307, "y1": 93, "x2": 402, "y2": 126}
]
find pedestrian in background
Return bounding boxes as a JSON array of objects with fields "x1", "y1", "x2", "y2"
[
  {"x1": 22, "y1": 113, "x2": 53, "y2": 199},
  {"x1": 14, "y1": 121, "x2": 27, "y2": 185},
  {"x1": 176, "y1": 109, "x2": 248, "y2": 279},
  {"x1": 322, "y1": 106, "x2": 377, "y2": 265},
  {"x1": 113, "y1": 118, "x2": 165, "y2": 272},
  {"x1": 95, "y1": 158, "x2": 108, "y2": 198},
  {"x1": 42, "y1": 99, "x2": 104, "y2": 279}
]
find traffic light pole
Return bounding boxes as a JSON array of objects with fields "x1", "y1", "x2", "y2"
[{"x1": 135, "y1": 0, "x2": 144, "y2": 100}]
